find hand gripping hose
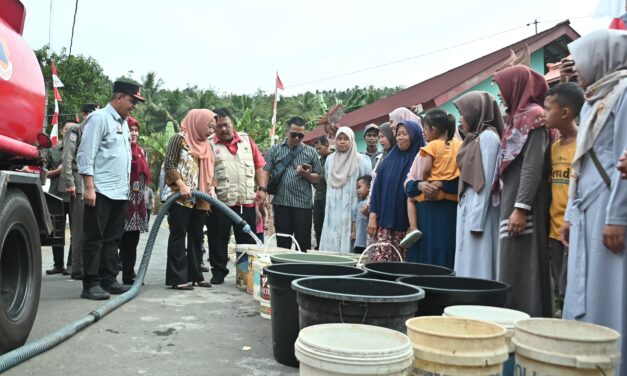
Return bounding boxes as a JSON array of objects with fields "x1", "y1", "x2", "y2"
[{"x1": 0, "y1": 190, "x2": 259, "y2": 373}]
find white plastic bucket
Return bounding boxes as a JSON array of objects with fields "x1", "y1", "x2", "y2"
[
  {"x1": 513, "y1": 318, "x2": 621, "y2": 375},
  {"x1": 253, "y1": 255, "x2": 272, "y2": 303},
  {"x1": 235, "y1": 244, "x2": 250, "y2": 290},
  {"x1": 295, "y1": 323, "x2": 414, "y2": 376},
  {"x1": 406, "y1": 316, "x2": 509, "y2": 375},
  {"x1": 443, "y1": 305, "x2": 530, "y2": 375},
  {"x1": 257, "y1": 255, "x2": 273, "y2": 319}
]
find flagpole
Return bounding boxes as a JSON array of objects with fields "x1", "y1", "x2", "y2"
[{"x1": 271, "y1": 71, "x2": 278, "y2": 146}]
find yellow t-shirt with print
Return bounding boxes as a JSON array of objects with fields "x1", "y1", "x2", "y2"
[
  {"x1": 413, "y1": 139, "x2": 461, "y2": 202},
  {"x1": 549, "y1": 140, "x2": 576, "y2": 240},
  {"x1": 420, "y1": 139, "x2": 461, "y2": 181}
]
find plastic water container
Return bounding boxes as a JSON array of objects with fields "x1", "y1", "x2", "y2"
[
  {"x1": 235, "y1": 244, "x2": 250, "y2": 290},
  {"x1": 295, "y1": 323, "x2": 414, "y2": 376},
  {"x1": 443, "y1": 305, "x2": 530, "y2": 375},
  {"x1": 513, "y1": 318, "x2": 620, "y2": 375},
  {"x1": 406, "y1": 316, "x2": 509, "y2": 375}
]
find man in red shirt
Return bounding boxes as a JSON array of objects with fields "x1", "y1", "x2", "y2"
[{"x1": 208, "y1": 108, "x2": 267, "y2": 284}]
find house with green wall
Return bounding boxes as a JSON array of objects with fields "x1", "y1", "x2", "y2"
[{"x1": 304, "y1": 21, "x2": 580, "y2": 152}]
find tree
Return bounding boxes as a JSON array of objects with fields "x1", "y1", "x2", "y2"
[{"x1": 34, "y1": 46, "x2": 111, "y2": 130}]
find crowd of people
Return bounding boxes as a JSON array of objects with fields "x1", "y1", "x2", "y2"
[{"x1": 42, "y1": 30, "x2": 627, "y2": 359}]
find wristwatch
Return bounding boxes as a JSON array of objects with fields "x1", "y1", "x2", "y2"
[{"x1": 258, "y1": 186, "x2": 267, "y2": 192}]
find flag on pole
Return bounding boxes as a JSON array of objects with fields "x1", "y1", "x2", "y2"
[
  {"x1": 51, "y1": 60, "x2": 63, "y2": 102},
  {"x1": 50, "y1": 101, "x2": 59, "y2": 145},
  {"x1": 276, "y1": 74, "x2": 284, "y2": 91},
  {"x1": 270, "y1": 72, "x2": 284, "y2": 144},
  {"x1": 50, "y1": 61, "x2": 63, "y2": 145}
]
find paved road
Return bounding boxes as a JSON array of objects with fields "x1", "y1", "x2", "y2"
[{"x1": 5, "y1": 220, "x2": 298, "y2": 376}]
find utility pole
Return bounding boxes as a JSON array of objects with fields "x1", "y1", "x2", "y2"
[{"x1": 533, "y1": 19, "x2": 539, "y2": 34}]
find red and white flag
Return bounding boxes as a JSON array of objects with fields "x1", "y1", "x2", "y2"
[
  {"x1": 276, "y1": 73, "x2": 284, "y2": 91},
  {"x1": 50, "y1": 61, "x2": 63, "y2": 145},
  {"x1": 51, "y1": 60, "x2": 63, "y2": 102},
  {"x1": 50, "y1": 101, "x2": 59, "y2": 145}
]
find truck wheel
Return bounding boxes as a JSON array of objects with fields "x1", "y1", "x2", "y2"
[{"x1": 0, "y1": 190, "x2": 41, "y2": 353}]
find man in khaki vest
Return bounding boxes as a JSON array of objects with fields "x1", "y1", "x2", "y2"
[{"x1": 208, "y1": 108, "x2": 267, "y2": 284}]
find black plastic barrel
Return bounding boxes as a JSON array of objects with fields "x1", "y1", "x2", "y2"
[
  {"x1": 363, "y1": 262, "x2": 455, "y2": 281},
  {"x1": 397, "y1": 276, "x2": 510, "y2": 316},
  {"x1": 292, "y1": 277, "x2": 425, "y2": 334},
  {"x1": 265, "y1": 263, "x2": 366, "y2": 367}
]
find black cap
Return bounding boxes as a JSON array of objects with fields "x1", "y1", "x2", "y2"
[
  {"x1": 112, "y1": 80, "x2": 145, "y2": 102},
  {"x1": 81, "y1": 103, "x2": 98, "y2": 113}
]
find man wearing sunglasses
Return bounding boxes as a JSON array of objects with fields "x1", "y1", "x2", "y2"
[
  {"x1": 264, "y1": 117, "x2": 322, "y2": 251},
  {"x1": 77, "y1": 80, "x2": 145, "y2": 300}
]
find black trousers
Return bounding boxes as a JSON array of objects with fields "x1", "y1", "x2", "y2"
[
  {"x1": 82, "y1": 193, "x2": 126, "y2": 288},
  {"x1": 313, "y1": 199, "x2": 325, "y2": 250},
  {"x1": 120, "y1": 230, "x2": 140, "y2": 283},
  {"x1": 166, "y1": 204, "x2": 205, "y2": 286},
  {"x1": 52, "y1": 201, "x2": 72, "y2": 267},
  {"x1": 207, "y1": 205, "x2": 256, "y2": 279},
  {"x1": 273, "y1": 205, "x2": 312, "y2": 251}
]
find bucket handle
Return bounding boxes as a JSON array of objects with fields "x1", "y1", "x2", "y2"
[
  {"x1": 357, "y1": 242, "x2": 403, "y2": 267},
  {"x1": 338, "y1": 302, "x2": 368, "y2": 324},
  {"x1": 265, "y1": 233, "x2": 302, "y2": 254}
]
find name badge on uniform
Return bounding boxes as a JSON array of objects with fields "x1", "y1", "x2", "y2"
[{"x1": 116, "y1": 122, "x2": 123, "y2": 134}]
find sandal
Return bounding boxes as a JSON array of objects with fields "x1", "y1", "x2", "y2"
[
  {"x1": 171, "y1": 284, "x2": 194, "y2": 290},
  {"x1": 192, "y1": 281, "x2": 212, "y2": 288}
]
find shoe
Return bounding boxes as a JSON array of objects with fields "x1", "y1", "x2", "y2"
[
  {"x1": 81, "y1": 286, "x2": 110, "y2": 300},
  {"x1": 71, "y1": 273, "x2": 84, "y2": 280},
  {"x1": 200, "y1": 264, "x2": 210, "y2": 273},
  {"x1": 191, "y1": 281, "x2": 212, "y2": 288},
  {"x1": 171, "y1": 285, "x2": 194, "y2": 290},
  {"x1": 101, "y1": 282, "x2": 131, "y2": 295},
  {"x1": 400, "y1": 229, "x2": 423, "y2": 248},
  {"x1": 210, "y1": 276, "x2": 224, "y2": 285},
  {"x1": 46, "y1": 266, "x2": 66, "y2": 275}
]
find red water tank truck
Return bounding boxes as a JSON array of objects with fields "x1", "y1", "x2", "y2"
[{"x1": 0, "y1": 0, "x2": 66, "y2": 353}]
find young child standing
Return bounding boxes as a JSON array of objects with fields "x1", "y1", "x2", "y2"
[
  {"x1": 544, "y1": 82, "x2": 584, "y2": 312},
  {"x1": 403, "y1": 109, "x2": 461, "y2": 248},
  {"x1": 353, "y1": 175, "x2": 372, "y2": 254}
]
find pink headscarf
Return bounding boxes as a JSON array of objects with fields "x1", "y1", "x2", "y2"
[
  {"x1": 180, "y1": 109, "x2": 216, "y2": 194},
  {"x1": 493, "y1": 65, "x2": 548, "y2": 177}
]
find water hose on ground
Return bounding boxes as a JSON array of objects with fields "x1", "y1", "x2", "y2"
[{"x1": 0, "y1": 190, "x2": 258, "y2": 373}]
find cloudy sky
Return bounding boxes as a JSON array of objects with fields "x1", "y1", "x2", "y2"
[{"x1": 21, "y1": 0, "x2": 612, "y2": 95}]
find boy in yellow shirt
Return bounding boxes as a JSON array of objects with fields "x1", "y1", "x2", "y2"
[{"x1": 543, "y1": 82, "x2": 584, "y2": 309}]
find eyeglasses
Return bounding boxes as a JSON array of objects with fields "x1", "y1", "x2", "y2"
[{"x1": 289, "y1": 132, "x2": 305, "y2": 139}]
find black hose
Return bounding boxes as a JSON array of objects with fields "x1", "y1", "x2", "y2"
[{"x1": 0, "y1": 190, "x2": 254, "y2": 373}]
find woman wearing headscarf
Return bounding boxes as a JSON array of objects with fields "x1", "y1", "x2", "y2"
[
  {"x1": 389, "y1": 107, "x2": 422, "y2": 134},
  {"x1": 319, "y1": 127, "x2": 372, "y2": 253},
  {"x1": 373, "y1": 122, "x2": 395, "y2": 174},
  {"x1": 368, "y1": 121, "x2": 424, "y2": 261},
  {"x1": 452, "y1": 92, "x2": 504, "y2": 280},
  {"x1": 163, "y1": 109, "x2": 216, "y2": 290},
  {"x1": 493, "y1": 64, "x2": 552, "y2": 317},
  {"x1": 119, "y1": 116, "x2": 152, "y2": 285},
  {"x1": 562, "y1": 30, "x2": 627, "y2": 358}
]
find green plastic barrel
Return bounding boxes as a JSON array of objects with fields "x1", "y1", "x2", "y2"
[{"x1": 270, "y1": 253, "x2": 357, "y2": 266}]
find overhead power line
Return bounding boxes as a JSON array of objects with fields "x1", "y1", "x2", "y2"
[{"x1": 286, "y1": 16, "x2": 592, "y2": 89}]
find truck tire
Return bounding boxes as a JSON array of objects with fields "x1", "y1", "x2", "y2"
[{"x1": 0, "y1": 189, "x2": 41, "y2": 353}]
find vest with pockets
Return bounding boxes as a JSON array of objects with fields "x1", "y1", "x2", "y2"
[{"x1": 212, "y1": 133, "x2": 256, "y2": 206}]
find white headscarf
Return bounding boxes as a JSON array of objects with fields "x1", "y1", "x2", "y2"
[
  {"x1": 569, "y1": 29, "x2": 627, "y2": 167},
  {"x1": 568, "y1": 29, "x2": 627, "y2": 199},
  {"x1": 328, "y1": 127, "x2": 359, "y2": 188}
]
